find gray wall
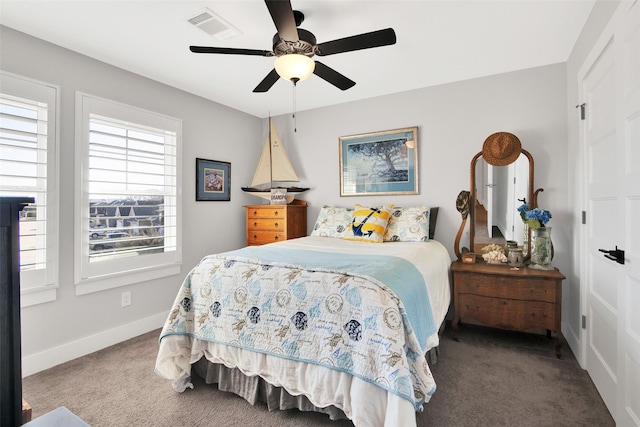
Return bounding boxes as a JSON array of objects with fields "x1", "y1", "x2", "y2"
[
  {"x1": 2, "y1": 21, "x2": 576, "y2": 373},
  {"x1": 1, "y1": 25, "x2": 261, "y2": 374},
  {"x1": 279, "y1": 62, "x2": 569, "y2": 275}
]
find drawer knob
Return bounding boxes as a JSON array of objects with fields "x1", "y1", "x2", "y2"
[
  {"x1": 253, "y1": 211, "x2": 258, "y2": 216},
  {"x1": 254, "y1": 222, "x2": 257, "y2": 227},
  {"x1": 274, "y1": 222, "x2": 278, "y2": 227},
  {"x1": 274, "y1": 236, "x2": 279, "y2": 240},
  {"x1": 253, "y1": 235, "x2": 257, "y2": 240},
  {"x1": 274, "y1": 212, "x2": 279, "y2": 216}
]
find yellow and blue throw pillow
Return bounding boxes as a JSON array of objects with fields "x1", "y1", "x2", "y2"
[{"x1": 343, "y1": 204, "x2": 393, "y2": 243}]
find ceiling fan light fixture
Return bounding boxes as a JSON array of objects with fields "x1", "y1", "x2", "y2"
[{"x1": 274, "y1": 54, "x2": 315, "y2": 82}]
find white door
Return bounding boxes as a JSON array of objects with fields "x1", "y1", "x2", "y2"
[
  {"x1": 582, "y1": 3, "x2": 640, "y2": 425},
  {"x1": 486, "y1": 163, "x2": 494, "y2": 236},
  {"x1": 614, "y1": 3, "x2": 640, "y2": 424},
  {"x1": 511, "y1": 155, "x2": 528, "y2": 242}
]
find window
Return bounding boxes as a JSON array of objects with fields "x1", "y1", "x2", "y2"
[
  {"x1": 0, "y1": 72, "x2": 59, "y2": 306},
  {"x1": 75, "y1": 93, "x2": 182, "y2": 294}
]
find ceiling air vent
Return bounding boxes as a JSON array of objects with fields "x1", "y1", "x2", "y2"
[{"x1": 187, "y1": 8, "x2": 240, "y2": 40}]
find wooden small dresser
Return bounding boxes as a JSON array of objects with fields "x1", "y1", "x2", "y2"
[
  {"x1": 245, "y1": 199, "x2": 307, "y2": 246},
  {"x1": 451, "y1": 260, "x2": 566, "y2": 357}
]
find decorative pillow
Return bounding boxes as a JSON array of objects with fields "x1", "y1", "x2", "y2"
[
  {"x1": 310, "y1": 205, "x2": 354, "y2": 238},
  {"x1": 383, "y1": 206, "x2": 431, "y2": 242},
  {"x1": 343, "y1": 204, "x2": 393, "y2": 243}
]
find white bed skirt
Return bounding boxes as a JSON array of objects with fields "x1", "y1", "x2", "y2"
[
  {"x1": 192, "y1": 358, "x2": 349, "y2": 420},
  {"x1": 156, "y1": 335, "x2": 423, "y2": 427}
]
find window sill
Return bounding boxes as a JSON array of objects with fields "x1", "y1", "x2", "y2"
[
  {"x1": 21, "y1": 285, "x2": 58, "y2": 308},
  {"x1": 75, "y1": 263, "x2": 181, "y2": 295}
]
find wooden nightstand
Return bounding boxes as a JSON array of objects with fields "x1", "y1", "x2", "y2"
[
  {"x1": 451, "y1": 260, "x2": 566, "y2": 357},
  {"x1": 245, "y1": 199, "x2": 307, "y2": 246}
]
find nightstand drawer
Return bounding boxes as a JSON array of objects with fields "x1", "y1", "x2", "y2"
[
  {"x1": 458, "y1": 294, "x2": 557, "y2": 330},
  {"x1": 247, "y1": 207, "x2": 285, "y2": 219},
  {"x1": 455, "y1": 274, "x2": 557, "y2": 303},
  {"x1": 248, "y1": 219, "x2": 285, "y2": 231},
  {"x1": 247, "y1": 231, "x2": 286, "y2": 245}
]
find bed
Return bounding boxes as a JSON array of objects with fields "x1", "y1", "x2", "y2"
[{"x1": 155, "y1": 205, "x2": 451, "y2": 426}]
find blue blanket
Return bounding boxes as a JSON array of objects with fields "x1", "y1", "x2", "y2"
[
  {"x1": 160, "y1": 244, "x2": 439, "y2": 409},
  {"x1": 229, "y1": 246, "x2": 437, "y2": 352}
]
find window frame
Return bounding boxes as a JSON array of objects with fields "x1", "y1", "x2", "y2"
[
  {"x1": 74, "y1": 92, "x2": 182, "y2": 294},
  {"x1": 0, "y1": 71, "x2": 60, "y2": 307}
]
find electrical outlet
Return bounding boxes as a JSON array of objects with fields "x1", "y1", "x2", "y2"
[{"x1": 121, "y1": 291, "x2": 131, "y2": 307}]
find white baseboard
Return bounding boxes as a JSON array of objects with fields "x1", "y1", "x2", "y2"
[
  {"x1": 22, "y1": 311, "x2": 168, "y2": 377},
  {"x1": 562, "y1": 320, "x2": 584, "y2": 368}
]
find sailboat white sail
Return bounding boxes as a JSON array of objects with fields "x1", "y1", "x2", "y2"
[{"x1": 242, "y1": 118, "x2": 308, "y2": 203}]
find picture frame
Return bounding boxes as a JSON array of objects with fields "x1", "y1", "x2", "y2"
[
  {"x1": 339, "y1": 126, "x2": 418, "y2": 196},
  {"x1": 196, "y1": 158, "x2": 231, "y2": 201}
]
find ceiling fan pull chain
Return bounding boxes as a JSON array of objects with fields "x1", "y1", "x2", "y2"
[{"x1": 292, "y1": 80, "x2": 297, "y2": 132}]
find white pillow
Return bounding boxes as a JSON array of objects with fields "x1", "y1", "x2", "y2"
[
  {"x1": 383, "y1": 206, "x2": 431, "y2": 242},
  {"x1": 310, "y1": 205, "x2": 354, "y2": 238}
]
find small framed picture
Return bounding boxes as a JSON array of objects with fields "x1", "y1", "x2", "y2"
[{"x1": 196, "y1": 158, "x2": 231, "y2": 201}]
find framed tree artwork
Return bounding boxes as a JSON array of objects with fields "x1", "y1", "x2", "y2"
[{"x1": 339, "y1": 126, "x2": 418, "y2": 196}]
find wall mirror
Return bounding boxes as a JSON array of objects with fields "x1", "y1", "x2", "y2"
[{"x1": 455, "y1": 132, "x2": 535, "y2": 257}]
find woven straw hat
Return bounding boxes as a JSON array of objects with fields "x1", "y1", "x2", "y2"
[{"x1": 481, "y1": 132, "x2": 522, "y2": 166}]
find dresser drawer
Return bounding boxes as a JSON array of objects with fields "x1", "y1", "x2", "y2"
[
  {"x1": 455, "y1": 274, "x2": 557, "y2": 303},
  {"x1": 245, "y1": 201, "x2": 307, "y2": 246},
  {"x1": 247, "y1": 207, "x2": 286, "y2": 219},
  {"x1": 247, "y1": 231, "x2": 286, "y2": 245},
  {"x1": 247, "y1": 218, "x2": 286, "y2": 231},
  {"x1": 458, "y1": 294, "x2": 557, "y2": 331}
]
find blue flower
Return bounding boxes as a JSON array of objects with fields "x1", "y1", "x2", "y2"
[{"x1": 518, "y1": 204, "x2": 552, "y2": 228}]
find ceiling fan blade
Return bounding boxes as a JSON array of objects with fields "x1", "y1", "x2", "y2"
[
  {"x1": 316, "y1": 28, "x2": 397, "y2": 56},
  {"x1": 253, "y1": 69, "x2": 281, "y2": 93},
  {"x1": 190, "y1": 46, "x2": 272, "y2": 57},
  {"x1": 265, "y1": 0, "x2": 299, "y2": 42},
  {"x1": 313, "y1": 61, "x2": 355, "y2": 91}
]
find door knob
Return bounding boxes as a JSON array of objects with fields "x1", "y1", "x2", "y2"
[{"x1": 598, "y1": 246, "x2": 625, "y2": 264}]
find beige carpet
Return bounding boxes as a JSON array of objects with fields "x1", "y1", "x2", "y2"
[{"x1": 22, "y1": 322, "x2": 614, "y2": 426}]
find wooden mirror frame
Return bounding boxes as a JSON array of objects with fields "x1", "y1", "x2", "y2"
[{"x1": 454, "y1": 133, "x2": 539, "y2": 259}]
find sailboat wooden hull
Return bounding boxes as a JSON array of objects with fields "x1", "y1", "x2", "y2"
[{"x1": 241, "y1": 187, "x2": 309, "y2": 204}]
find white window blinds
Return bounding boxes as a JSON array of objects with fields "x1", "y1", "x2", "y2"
[
  {"x1": 75, "y1": 93, "x2": 181, "y2": 293},
  {"x1": 0, "y1": 73, "x2": 58, "y2": 305},
  {"x1": 87, "y1": 115, "x2": 177, "y2": 261}
]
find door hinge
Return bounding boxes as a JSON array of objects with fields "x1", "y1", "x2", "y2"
[
  {"x1": 582, "y1": 315, "x2": 587, "y2": 329},
  {"x1": 576, "y1": 103, "x2": 586, "y2": 120},
  {"x1": 582, "y1": 211, "x2": 586, "y2": 224}
]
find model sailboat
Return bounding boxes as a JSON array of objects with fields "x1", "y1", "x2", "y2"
[{"x1": 241, "y1": 118, "x2": 309, "y2": 204}]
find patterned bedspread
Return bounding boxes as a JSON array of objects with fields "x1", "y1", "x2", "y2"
[{"x1": 159, "y1": 238, "x2": 448, "y2": 410}]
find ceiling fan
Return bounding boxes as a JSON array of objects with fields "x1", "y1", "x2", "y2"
[{"x1": 189, "y1": 0, "x2": 397, "y2": 93}]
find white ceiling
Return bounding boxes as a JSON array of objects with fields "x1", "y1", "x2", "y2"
[{"x1": 0, "y1": 0, "x2": 595, "y2": 118}]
